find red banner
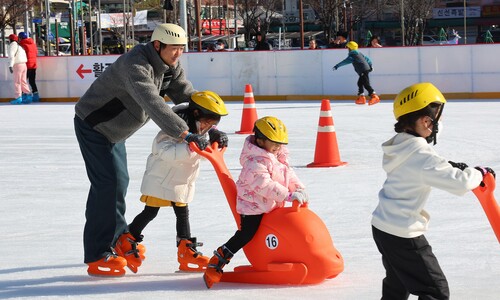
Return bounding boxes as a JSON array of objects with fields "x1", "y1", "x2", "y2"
[
  {"x1": 483, "y1": 5, "x2": 500, "y2": 17},
  {"x1": 202, "y1": 19, "x2": 227, "y2": 30}
]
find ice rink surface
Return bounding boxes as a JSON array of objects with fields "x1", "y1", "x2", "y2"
[{"x1": 1, "y1": 100, "x2": 499, "y2": 299}]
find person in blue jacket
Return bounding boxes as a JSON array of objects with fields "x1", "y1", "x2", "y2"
[{"x1": 332, "y1": 41, "x2": 379, "y2": 105}]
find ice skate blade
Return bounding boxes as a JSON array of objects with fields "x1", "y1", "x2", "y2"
[
  {"x1": 127, "y1": 263, "x2": 139, "y2": 273},
  {"x1": 175, "y1": 267, "x2": 207, "y2": 273},
  {"x1": 177, "y1": 259, "x2": 209, "y2": 272},
  {"x1": 87, "y1": 265, "x2": 126, "y2": 277}
]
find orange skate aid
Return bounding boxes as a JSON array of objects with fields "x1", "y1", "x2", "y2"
[{"x1": 191, "y1": 142, "x2": 344, "y2": 285}]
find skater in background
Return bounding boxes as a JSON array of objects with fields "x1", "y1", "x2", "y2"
[
  {"x1": 18, "y1": 32, "x2": 40, "y2": 102},
  {"x1": 74, "y1": 23, "x2": 218, "y2": 277},
  {"x1": 8, "y1": 34, "x2": 31, "y2": 105},
  {"x1": 371, "y1": 82, "x2": 495, "y2": 300},
  {"x1": 332, "y1": 41, "x2": 379, "y2": 105},
  {"x1": 116, "y1": 91, "x2": 228, "y2": 273},
  {"x1": 203, "y1": 116, "x2": 308, "y2": 288}
]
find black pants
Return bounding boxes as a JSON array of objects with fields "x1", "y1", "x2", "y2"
[
  {"x1": 27, "y1": 69, "x2": 37, "y2": 93},
  {"x1": 224, "y1": 214, "x2": 263, "y2": 254},
  {"x1": 357, "y1": 72, "x2": 374, "y2": 95},
  {"x1": 128, "y1": 204, "x2": 191, "y2": 241},
  {"x1": 74, "y1": 116, "x2": 129, "y2": 263},
  {"x1": 372, "y1": 226, "x2": 449, "y2": 300}
]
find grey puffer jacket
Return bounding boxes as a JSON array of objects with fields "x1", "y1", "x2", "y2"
[{"x1": 75, "y1": 42, "x2": 195, "y2": 143}]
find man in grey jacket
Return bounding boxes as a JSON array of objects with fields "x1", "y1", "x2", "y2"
[{"x1": 74, "y1": 23, "x2": 212, "y2": 276}]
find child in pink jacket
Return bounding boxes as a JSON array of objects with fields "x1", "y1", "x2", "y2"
[{"x1": 203, "y1": 116, "x2": 308, "y2": 288}]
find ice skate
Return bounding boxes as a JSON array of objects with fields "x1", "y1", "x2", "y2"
[
  {"x1": 203, "y1": 246, "x2": 233, "y2": 289},
  {"x1": 115, "y1": 232, "x2": 146, "y2": 273},
  {"x1": 368, "y1": 94, "x2": 380, "y2": 105},
  {"x1": 10, "y1": 97, "x2": 23, "y2": 105},
  {"x1": 87, "y1": 251, "x2": 127, "y2": 277},
  {"x1": 32, "y1": 92, "x2": 40, "y2": 102},
  {"x1": 355, "y1": 94, "x2": 366, "y2": 105},
  {"x1": 22, "y1": 93, "x2": 32, "y2": 104},
  {"x1": 177, "y1": 237, "x2": 210, "y2": 272}
]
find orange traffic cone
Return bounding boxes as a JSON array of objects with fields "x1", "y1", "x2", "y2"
[
  {"x1": 307, "y1": 99, "x2": 347, "y2": 168},
  {"x1": 236, "y1": 84, "x2": 258, "y2": 134}
]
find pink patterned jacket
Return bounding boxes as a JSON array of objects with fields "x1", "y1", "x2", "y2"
[{"x1": 236, "y1": 136, "x2": 305, "y2": 215}]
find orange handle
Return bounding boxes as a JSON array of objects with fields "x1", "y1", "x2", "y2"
[
  {"x1": 189, "y1": 142, "x2": 241, "y2": 226},
  {"x1": 291, "y1": 200, "x2": 308, "y2": 212},
  {"x1": 472, "y1": 173, "x2": 500, "y2": 244}
]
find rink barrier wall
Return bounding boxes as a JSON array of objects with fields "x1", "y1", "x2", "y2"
[{"x1": 1, "y1": 43, "x2": 500, "y2": 102}]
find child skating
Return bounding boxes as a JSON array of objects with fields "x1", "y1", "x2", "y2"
[
  {"x1": 332, "y1": 41, "x2": 379, "y2": 105},
  {"x1": 203, "y1": 116, "x2": 309, "y2": 288},
  {"x1": 371, "y1": 82, "x2": 495, "y2": 299},
  {"x1": 115, "y1": 91, "x2": 229, "y2": 273}
]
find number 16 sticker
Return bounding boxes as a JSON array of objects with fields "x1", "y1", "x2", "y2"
[{"x1": 265, "y1": 234, "x2": 278, "y2": 250}]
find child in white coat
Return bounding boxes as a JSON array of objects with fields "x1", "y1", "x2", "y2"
[
  {"x1": 371, "y1": 82, "x2": 495, "y2": 300},
  {"x1": 115, "y1": 91, "x2": 229, "y2": 273},
  {"x1": 203, "y1": 116, "x2": 308, "y2": 288}
]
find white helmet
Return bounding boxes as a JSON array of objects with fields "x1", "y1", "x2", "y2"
[{"x1": 151, "y1": 23, "x2": 187, "y2": 45}]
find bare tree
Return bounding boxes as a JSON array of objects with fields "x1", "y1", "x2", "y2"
[
  {"x1": 306, "y1": 0, "x2": 342, "y2": 43},
  {"x1": 349, "y1": 0, "x2": 392, "y2": 42},
  {"x1": 1, "y1": 0, "x2": 39, "y2": 34},
  {"x1": 238, "y1": 0, "x2": 280, "y2": 46},
  {"x1": 135, "y1": 0, "x2": 177, "y2": 23},
  {"x1": 304, "y1": 0, "x2": 392, "y2": 45},
  {"x1": 389, "y1": 0, "x2": 435, "y2": 46}
]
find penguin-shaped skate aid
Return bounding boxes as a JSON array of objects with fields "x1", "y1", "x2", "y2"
[{"x1": 191, "y1": 142, "x2": 344, "y2": 285}]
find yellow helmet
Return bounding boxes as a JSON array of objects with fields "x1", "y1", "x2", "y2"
[
  {"x1": 346, "y1": 41, "x2": 358, "y2": 50},
  {"x1": 254, "y1": 116, "x2": 288, "y2": 144},
  {"x1": 393, "y1": 82, "x2": 446, "y2": 120},
  {"x1": 190, "y1": 90, "x2": 228, "y2": 117},
  {"x1": 151, "y1": 23, "x2": 187, "y2": 45}
]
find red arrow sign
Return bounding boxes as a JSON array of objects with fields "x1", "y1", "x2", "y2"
[{"x1": 76, "y1": 64, "x2": 92, "y2": 79}]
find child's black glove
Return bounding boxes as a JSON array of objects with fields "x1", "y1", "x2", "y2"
[
  {"x1": 475, "y1": 166, "x2": 496, "y2": 187},
  {"x1": 448, "y1": 161, "x2": 468, "y2": 171},
  {"x1": 208, "y1": 128, "x2": 228, "y2": 148},
  {"x1": 475, "y1": 166, "x2": 496, "y2": 178},
  {"x1": 184, "y1": 133, "x2": 209, "y2": 150}
]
